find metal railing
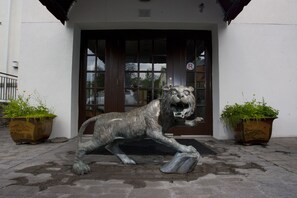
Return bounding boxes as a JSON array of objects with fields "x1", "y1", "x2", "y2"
[{"x1": 0, "y1": 72, "x2": 18, "y2": 102}]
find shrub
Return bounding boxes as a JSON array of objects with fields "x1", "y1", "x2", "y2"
[
  {"x1": 221, "y1": 99, "x2": 279, "y2": 128},
  {"x1": 2, "y1": 92, "x2": 56, "y2": 119}
]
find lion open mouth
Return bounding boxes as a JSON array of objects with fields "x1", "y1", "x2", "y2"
[{"x1": 171, "y1": 102, "x2": 191, "y2": 118}]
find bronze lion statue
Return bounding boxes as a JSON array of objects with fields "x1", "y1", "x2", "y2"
[{"x1": 73, "y1": 85, "x2": 203, "y2": 175}]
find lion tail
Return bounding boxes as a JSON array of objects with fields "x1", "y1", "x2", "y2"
[{"x1": 77, "y1": 116, "x2": 98, "y2": 143}]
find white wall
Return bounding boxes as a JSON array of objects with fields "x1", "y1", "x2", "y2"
[
  {"x1": 0, "y1": 0, "x2": 22, "y2": 75},
  {"x1": 18, "y1": 0, "x2": 297, "y2": 139},
  {"x1": 17, "y1": 0, "x2": 224, "y2": 138},
  {"x1": 217, "y1": 0, "x2": 297, "y2": 139},
  {"x1": 18, "y1": 0, "x2": 79, "y2": 138},
  {"x1": 0, "y1": 0, "x2": 10, "y2": 73}
]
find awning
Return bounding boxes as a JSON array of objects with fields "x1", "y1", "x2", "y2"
[
  {"x1": 39, "y1": 0, "x2": 75, "y2": 24},
  {"x1": 39, "y1": 0, "x2": 251, "y2": 25},
  {"x1": 218, "y1": 0, "x2": 251, "y2": 24}
]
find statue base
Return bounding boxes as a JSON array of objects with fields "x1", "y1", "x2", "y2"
[{"x1": 160, "y1": 152, "x2": 200, "y2": 174}]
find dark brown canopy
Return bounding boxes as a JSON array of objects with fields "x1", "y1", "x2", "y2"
[
  {"x1": 218, "y1": 0, "x2": 251, "y2": 24},
  {"x1": 39, "y1": 0, "x2": 251, "y2": 25}
]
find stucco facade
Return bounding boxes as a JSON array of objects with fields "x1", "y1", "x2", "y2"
[
  {"x1": 3, "y1": 0, "x2": 297, "y2": 139},
  {"x1": 0, "y1": 0, "x2": 21, "y2": 75}
]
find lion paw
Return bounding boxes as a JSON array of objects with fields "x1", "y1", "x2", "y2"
[
  {"x1": 195, "y1": 117, "x2": 204, "y2": 122},
  {"x1": 72, "y1": 161, "x2": 91, "y2": 175},
  {"x1": 186, "y1": 145, "x2": 198, "y2": 153},
  {"x1": 122, "y1": 158, "x2": 136, "y2": 165},
  {"x1": 180, "y1": 145, "x2": 198, "y2": 154}
]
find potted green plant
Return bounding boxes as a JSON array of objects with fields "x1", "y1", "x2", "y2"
[
  {"x1": 2, "y1": 92, "x2": 56, "y2": 144},
  {"x1": 221, "y1": 98, "x2": 279, "y2": 145}
]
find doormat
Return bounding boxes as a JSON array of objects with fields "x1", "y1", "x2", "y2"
[{"x1": 90, "y1": 139, "x2": 216, "y2": 156}]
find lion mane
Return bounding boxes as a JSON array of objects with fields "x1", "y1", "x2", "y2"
[{"x1": 159, "y1": 85, "x2": 196, "y2": 131}]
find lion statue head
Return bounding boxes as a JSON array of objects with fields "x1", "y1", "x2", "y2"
[{"x1": 160, "y1": 85, "x2": 196, "y2": 122}]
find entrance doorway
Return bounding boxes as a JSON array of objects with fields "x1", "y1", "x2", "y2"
[{"x1": 79, "y1": 30, "x2": 212, "y2": 135}]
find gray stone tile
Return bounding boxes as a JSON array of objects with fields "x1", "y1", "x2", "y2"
[
  {"x1": 2, "y1": 127, "x2": 297, "y2": 198},
  {"x1": 129, "y1": 188, "x2": 171, "y2": 198}
]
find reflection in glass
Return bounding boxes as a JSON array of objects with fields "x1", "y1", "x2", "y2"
[
  {"x1": 154, "y1": 64, "x2": 166, "y2": 71},
  {"x1": 126, "y1": 55, "x2": 138, "y2": 71},
  {"x1": 86, "y1": 89, "x2": 105, "y2": 106},
  {"x1": 96, "y1": 90, "x2": 105, "y2": 105},
  {"x1": 154, "y1": 56, "x2": 166, "y2": 71},
  {"x1": 86, "y1": 39, "x2": 106, "y2": 117},
  {"x1": 97, "y1": 57, "x2": 105, "y2": 71},
  {"x1": 124, "y1": 39, "x2": 167, "y2": 112},
  {"x1": 139, "y1": 56, "x2": 152, "y2": 71},
  {"x1": 196, "y1": 89, "x2": 206, "y2": 105},
  {"x1": 86, "y1": 73, "x2": 105, "y2": 88},
  {"x1": 186, "y1": 40, "x2": 206, "y2": 119},
  {"x1": 86, "y1": 73, "x2": 95, "y2": 87},
  {"x1": 125, "y1": 89, "x2": 137, "y2": 105},
  {"x1": 95, "y1": 73, "x2": 105, "y2": 88},
  {"x1": 86, "y1": 89, "x2": 94, "y2": 104},
  {"x1": 85, "y1": 106, "x2": 104, "y2": 117},
  {"x1": 139, "y1": 63, "x2": 152, "y2": 71},
  {"x1": 154, "y1": 73, "x2": 166, "y2": 88},
  {"x1": 139, "y1": 72, "x2": 152, "y2": 88},
  {"x1": 137, "y1": 89, "x2": 149, "y2": 106},
  {"x1": 125, "y1": 72, "x2": 138, "y2": 88},
  {"x1": 87, "y1": 56, "x2": 96, "y2": 71},
  {"x1": 125, "y1": 63, "x2": 137, "y2": 71},
  {"x1": 196, "y1": 107, "x2": 205, "y2": 118},
  {"x1": 196, "y1": 52, "x2": 205, "y2": 65}
]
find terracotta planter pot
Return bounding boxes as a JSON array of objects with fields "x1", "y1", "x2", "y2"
[
  {"x1": 234, "y1": 118, "x2": 276, "y2": 145},
  {"x1": 8, "y1": 117, "x2": 54, "y2": 144}
]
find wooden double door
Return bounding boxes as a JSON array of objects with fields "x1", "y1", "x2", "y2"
[{"x1": 79, "y1": 30, "x2": 212, "y2": 135}]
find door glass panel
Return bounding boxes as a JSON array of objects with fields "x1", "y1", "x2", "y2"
[
  {"x1": 139, "y1": 72, "x2": 152, "y2": 88},
  {"x1": 124, "y1": 39, "x2": 167, "y2": 112},
  {"x1": 154, "y1": 56, "x2": 166, "y2": 71},
  {"x1": 95, "y1": 73, "x2": 105, "y2": 88},
  {"x1": 196, "y1": 89, "x2": 206, "y2": 105},
  {"x1": 125, "y1": 72, "x2": 138, "y2": 88},
  {"x1": 126, "y1": 56, "x2": 138, "y2": 71},
  {"x1": 87, "y1": 56, "x2": 96, "y2": 71},
  {"x1": 139, "y1": 56, "x2": 152, "y2": 71},
  {"x1": 85, "y1": 39, "x2": 106, "y2": 117},
  {"x1": 97, "y1": 57, "x2": 105, "y2": 71},
  {"x1": 86, "y1": 88, "x2": 95, "y2": 104},
  {"x1": 186, "y1": 40, "x2": 206, "y2": 121}
]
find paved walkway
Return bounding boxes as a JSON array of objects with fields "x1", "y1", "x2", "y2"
[{"x1": 0, "y1": 127, "x2": 297, "y2": 198}]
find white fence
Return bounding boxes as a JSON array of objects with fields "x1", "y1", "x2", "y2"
[{"x1": 0, "y1": 72, "x2": 18, "y2": 103}]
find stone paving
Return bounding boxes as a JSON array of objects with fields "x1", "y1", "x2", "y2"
[{"x1": 1, "y1": 127, "x2": 297, "y2": 198}]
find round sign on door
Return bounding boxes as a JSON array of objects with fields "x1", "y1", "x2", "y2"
[{"x1": 186, "y1": 62, "x2": 195, "y2": 71}]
